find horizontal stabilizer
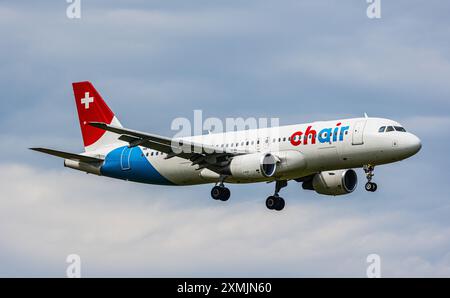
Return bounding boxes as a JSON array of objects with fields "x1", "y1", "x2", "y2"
[{"x1": 30, "y1": 147, "x2": 104, "y2": 163}]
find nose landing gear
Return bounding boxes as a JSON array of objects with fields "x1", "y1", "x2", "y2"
[
  {"x1": 363, "y1": 165, "x2": 378, "y2": 192},
  {"x1": 266, "y1": 180, "x2": 287, "y2": 211}
]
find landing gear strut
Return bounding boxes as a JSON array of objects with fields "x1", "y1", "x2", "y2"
[
  {"x1": 211, "y1": 176, "x2": 230, "y2": 201},
  {"x1": 363, "y1": 164, "x2": 378, "y2": 192},
  {"x1": 266, "y1": 180, "x2": 287, "y2": 211}
]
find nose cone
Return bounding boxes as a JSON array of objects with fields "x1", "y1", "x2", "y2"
[{"x1": 405, "y1": 134, "x2": 422, "y2": 156}]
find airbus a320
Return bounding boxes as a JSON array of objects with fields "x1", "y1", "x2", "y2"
[{"x1": 32, "y1": 82, "x2": 422, "y2": 211}]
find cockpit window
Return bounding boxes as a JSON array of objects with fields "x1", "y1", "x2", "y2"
[
  {"x1": 394, "y1": 126, "x2": 406, "y2": 132},
  {"x1": 378, "y1": 126, "x2": 386, "y2": 133},
  {"x1": 386, "y1": 126, "x2": 395, "y2": 132}
]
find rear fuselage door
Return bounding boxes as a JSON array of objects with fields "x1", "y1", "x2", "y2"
[
  {"x1": 352, "y1": 120, "x2": 367, "y2": 145},
  {"x1": 120, "y1": 147, "x2": 133, "y2": 170}
]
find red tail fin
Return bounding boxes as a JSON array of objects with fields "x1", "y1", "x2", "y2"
[{"x1": 72, "y1": 81, "x2": 122, "y2": 151}]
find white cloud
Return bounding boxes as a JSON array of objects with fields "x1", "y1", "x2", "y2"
[{"x1": 1, "y1": 163, "x2": 449, "y2": 277}]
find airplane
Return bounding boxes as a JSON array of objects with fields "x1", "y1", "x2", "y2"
[{"x1": 31, "y1": 81, "x2": 422, "y2": 211}]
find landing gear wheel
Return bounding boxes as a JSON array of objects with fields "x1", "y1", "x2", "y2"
[
  {"x1": 266, "y1": 196, "x2": 285, "y2": 211},
  {"x1": 211, "y1": 186, "x2": 222, "y2": 200},
  {"x1": 365, "y1": 182, "x2": 377, "y2": 192},
  {"x1": 274, "y1": 197, "x2": 285, "y2": 211},
  {"x1": 363, "y1": 165, "x2": 378, "y2": 193},
  {"x1": 266, "y1": 181, "x2": 288, "y2": 211},
  {"x1": 220, "y1": 187, "x2": 231, "y2": 201},
  {"x1": 211, "y1": 186, "x2": 231, "y2": 201},
  {"x1": 266, "y1": 196, "x2": 277, "y2": 210}
]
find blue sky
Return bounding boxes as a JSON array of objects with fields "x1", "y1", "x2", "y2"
[{"x1": 0, "y1": 0, "x2": 449, "y2": 277}]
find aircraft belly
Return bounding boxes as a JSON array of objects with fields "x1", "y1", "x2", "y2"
[{"x1": 148, "y1": 156, "x2": 206, "y2": 185}]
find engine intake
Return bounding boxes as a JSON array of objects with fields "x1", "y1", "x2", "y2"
[{"x1": 303, "y1": 169, "x2": 358, "y2": 196}]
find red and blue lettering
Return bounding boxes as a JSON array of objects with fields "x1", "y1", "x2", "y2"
[{"x1": 290, "y1": 123, "x2": 350, "y2": 146}]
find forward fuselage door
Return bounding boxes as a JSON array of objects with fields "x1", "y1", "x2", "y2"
[{"x1": 352, "y1": 120, "x2": 367, "y2": 145}]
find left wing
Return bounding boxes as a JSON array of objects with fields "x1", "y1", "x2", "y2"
[{"x1": 89, "y1": 122, "x2": 246, "y2": 171}]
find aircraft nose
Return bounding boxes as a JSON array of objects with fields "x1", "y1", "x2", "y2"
[{"x1": 406, "y1": 134, "x2": 422, "y2": 155}]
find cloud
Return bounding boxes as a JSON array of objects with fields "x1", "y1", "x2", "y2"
[
  {"x1": 1, "y1": 0, "x2": 450, "y2": 277},
  {"x1": 1, "y1": 162, "x2": 449, "y2": 277}
]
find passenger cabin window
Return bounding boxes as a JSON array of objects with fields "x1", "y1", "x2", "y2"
[
  {"x1": 394, "y1": 126, "x2": 406, "y2": 132},
  {"x1": 378, "y1": 126, "x2": 386, "y2": 133},
  {"x1": 386, "y1": 126, "x2": 395, "y2": 132}
]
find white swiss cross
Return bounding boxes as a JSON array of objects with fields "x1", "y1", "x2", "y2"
[{"x1": 81, "y1": 92, "x2": 94, "y2": 109}]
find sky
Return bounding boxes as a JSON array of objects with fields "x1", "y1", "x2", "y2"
[{"x1": 0, "y1": 0, "x2": 450, "y2": 277}]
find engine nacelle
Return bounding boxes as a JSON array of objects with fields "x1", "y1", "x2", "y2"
[
  {"x1": 229, "y1": 153, "x2": 277, "y2": 179},
  {"x1": 303, "y1": 169, "x2": 358, "y2": 196},
  {"x1": 272, "y1": 150, "x2": 306, "y2": 178}
]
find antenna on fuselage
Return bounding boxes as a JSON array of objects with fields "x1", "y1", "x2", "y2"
[{"x1": 364, "y1": 113, "x2": 369, "y2": 119}]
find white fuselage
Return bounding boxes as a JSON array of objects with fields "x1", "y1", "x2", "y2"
[{"x1": 102, "y1": 117, "x2": 421, "y2": 186}]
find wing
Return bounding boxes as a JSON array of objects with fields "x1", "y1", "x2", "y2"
[{"x1": 89, "y1": 122, "x2": 246, "y2": 171}]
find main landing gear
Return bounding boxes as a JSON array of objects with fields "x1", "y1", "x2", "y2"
[
  {"x1": 211, "y1": 177, "x2": 230, "y2": 201},
  {"x1": 266, "y1": 180, "x2": 287, "y2": 211},
  {"x1": 363, "y1": 164, "x2": 378, "y2": 192}
]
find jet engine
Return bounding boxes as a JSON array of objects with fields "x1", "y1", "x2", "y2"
[
  {"x1": 229, "y1": 153, "x2": 277, "y2": 179},
  {"x1": 302, "y1": 169, "x2": 358, "y2": 196}
]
